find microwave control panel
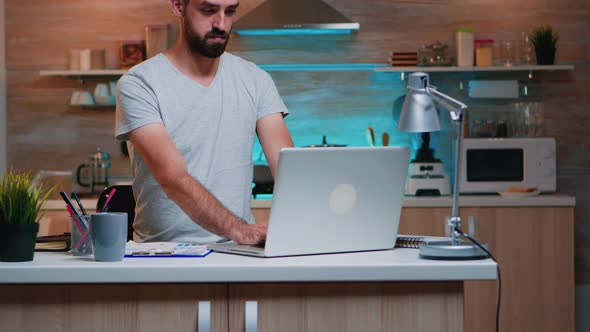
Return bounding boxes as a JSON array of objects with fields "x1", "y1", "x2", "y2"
[{"x1": 535, "y1": 140, "x2": 557, "y2": 191}]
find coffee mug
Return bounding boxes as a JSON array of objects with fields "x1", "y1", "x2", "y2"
[
  {"x1": 77, "y1": 90, "x2": 95, "y2": 106},
  {"x1": 90, "y1": 212, "x2": 127, "y2": 262}
]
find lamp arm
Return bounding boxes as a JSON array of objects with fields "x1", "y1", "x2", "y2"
[
  {"x1": 444, "y1": 116, "x2": 466, "y2": 244},
  {"x1": 426, "y1": 85, "x2": 467, "y2": 244},
  {"x1": 426, "y1": 85, "x2": 468, "y2": 121}
]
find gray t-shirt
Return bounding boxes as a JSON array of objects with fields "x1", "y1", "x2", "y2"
[{"x1": 115, "y1": 52, "x2": 288, "y2": 243}]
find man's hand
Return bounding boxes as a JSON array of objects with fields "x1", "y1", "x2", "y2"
[{"x1": 232, "y1": 221, "x2": 268, "y2": 245}]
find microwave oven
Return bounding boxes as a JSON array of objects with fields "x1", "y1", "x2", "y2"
[{"x1": 459, "y1": 138, "x2": 556, "y2": 193}]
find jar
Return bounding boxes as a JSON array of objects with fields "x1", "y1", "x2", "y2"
[
  {"x1": 418, "y1": 41, "x2": 452, "y2": 66},
  {"x1": 469, "y1": 119, "x2": 483, "y2": 138},
  {"x1": 475, "y1": 39, "x2": 494, "y2": 66},
  {"x1": 495, "y1": 120, "x2": 508, "y2": 137},
  {"x1": 495, "y1": 40, "x2": 517, "y2": 67},
  {"x1": 455, "y1": 27, "x2": 475, "y2": 67},
  {"x1": 480, "y1": 120, "x2": 497, "y2": 137}
]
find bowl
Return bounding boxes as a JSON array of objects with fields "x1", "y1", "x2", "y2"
[{"x1": 94, "y1": 95, "x2": 116, "y2": 106}]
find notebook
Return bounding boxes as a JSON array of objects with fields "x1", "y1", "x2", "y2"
[
  {"x1": 394, "y1": 235, "x2": 451, "y2": 248},
  {"x1": 208, "y1": 146, "x2": 411, "y2": 257},
  {"x1": 125, "y1": 241, "x2": 211, "y2": 258},
  {"x1": 35, "y1": 233, "x2": 71, "y2": 252}
]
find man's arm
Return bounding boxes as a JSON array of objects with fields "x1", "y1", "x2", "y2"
[
  {"x1": 128, "y1": 123, "x2": 266, "y2": 244},
  {"x1": 256, "y1": 113, "x2": 294, "y2": 177}
]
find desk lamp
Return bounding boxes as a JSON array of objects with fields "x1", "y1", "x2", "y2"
[{"x1": 398, "y1": 72, "x2": 488, "y2": 259}]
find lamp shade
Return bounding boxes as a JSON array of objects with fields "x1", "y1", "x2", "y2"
[{"x1": 397, "y1": 73, "x2": 441, "y2": 132}]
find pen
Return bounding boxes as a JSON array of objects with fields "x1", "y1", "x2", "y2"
[
  {"x1": 101, "y1": 187, "x2": 117, "y2": 212},
  {"x1": 71, "y1": 192, "x2": 88, "y2": 215},
  {"x1": 66, "y1": 205, "x2": 85, "y2": 232},
  {"x1": 59, "y1": 191, "x2": 80, "y2": 216}
]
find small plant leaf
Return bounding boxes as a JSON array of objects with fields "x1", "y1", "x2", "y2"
[{"x1": 0, "y1": 169, "x2": 55, "y2": 225}]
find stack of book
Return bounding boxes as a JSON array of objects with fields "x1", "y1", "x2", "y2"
[{"x1": 391, "y1": 52, "x2": 418, "y2": 67}]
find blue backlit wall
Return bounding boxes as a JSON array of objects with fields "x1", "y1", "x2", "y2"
[
  {"x1": 250, "y1": 69, "x2": 458, "y2": 178},
  {"x1": 227, "y1": 34, "x2": 465, "y2": 176}
]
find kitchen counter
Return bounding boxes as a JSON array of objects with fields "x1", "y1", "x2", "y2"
[
  {"x1": 42, "y1": 194, "x2": 576, "y2": 210},
  {"x1": 400, "y1": 194, "x2": 575, "y2": 207},
  {"x1": 0, "y1": 249, "x2": 496, "y2": 284}
]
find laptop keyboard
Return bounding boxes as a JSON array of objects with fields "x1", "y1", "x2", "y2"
[{"x1": 244, "y1": 242, "x2": 265, "y2": 248}]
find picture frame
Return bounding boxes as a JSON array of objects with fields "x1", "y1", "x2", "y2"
[{"x1": 119, "y1": 40, "x2": 145, "y2": 69}]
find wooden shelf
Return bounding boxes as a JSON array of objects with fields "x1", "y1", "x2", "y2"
[
  {"x1": 39, "y1": 64, "x2": 388, "y2": 76},
  {"x1": 258, "y1": 63, "x2": 387, "y2": 71},
  {"x1": 374, "y1": 64, "x2": 575, "y2": 73},
  {"x1": 39, "y1": 69, "x2": 126, "y2": 77},
  {"x1": 39, "y1": 64, "x2": 575, "y2": 78}
]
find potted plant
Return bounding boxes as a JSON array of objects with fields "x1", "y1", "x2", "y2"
[
  {"x1": 0, "y1": 170, "x2": 53, "y2": 262},
  {"x1": 530, "y1": 25, "x2": 559, "y2": 65}
]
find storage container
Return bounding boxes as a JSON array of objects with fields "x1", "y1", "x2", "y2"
[
  {"x1": 455, "y1": 28, "x2": 475, "y2": 66},
  {"x1": 475, "y1": 39, "x2": 494, "y2": 66}
]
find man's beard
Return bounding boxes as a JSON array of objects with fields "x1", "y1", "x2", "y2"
[{"x1": 183, "y1": 19, "x2": 230, "y2": 58}]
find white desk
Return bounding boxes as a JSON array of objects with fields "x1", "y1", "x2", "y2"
[
  {"x1": 0, "y1": 249, "x2": 496, "y2": 283},
  {"x1": 0, "y1": 250, "x2": 496, "y2": 332}
]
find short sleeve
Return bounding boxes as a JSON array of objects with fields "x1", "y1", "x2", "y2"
[
  {"x1": 256, "y1": 71, "x2": 289, "y2": 120},
  {"x1": 115, "y1": 73, "x2": 163, "y2": 141}
]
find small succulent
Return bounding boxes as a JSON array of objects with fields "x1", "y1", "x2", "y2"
[{"x1": 0, "y1": 170, "x2": 53, "y2": 225}]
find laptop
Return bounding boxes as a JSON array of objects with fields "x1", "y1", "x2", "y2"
[{"x1": 208, "y1": 146, "x2": 411, "y2": 257}]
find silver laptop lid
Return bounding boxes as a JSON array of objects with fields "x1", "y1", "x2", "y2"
[{"x1": 264, "y1": 147, "x2": 410, "y2": 257}]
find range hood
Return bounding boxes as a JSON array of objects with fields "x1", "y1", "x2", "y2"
[{"x1": 233, "y1": 0, "x2": 360, "y2": 36}]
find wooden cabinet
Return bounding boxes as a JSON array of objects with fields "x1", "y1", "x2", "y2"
[
  {"x1": 251, "y1": 205, "x2": 575, "y2": 332},
  {"x1": 2, "y1": 281, "x2": 463, "y2": 332},
  {"x1": 0, "y1": 284, "x2": 228, "y2": 332},
  {"x1": 399, "y1": 206, "x2": 574, "y2": 332},
  {"x1": 228, "y1": 282, "x2": 463, "y2": 332}
]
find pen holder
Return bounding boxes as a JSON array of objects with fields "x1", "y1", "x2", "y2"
[{"x1": 69, "y1": 215, "x2": 93, "y2": 256}]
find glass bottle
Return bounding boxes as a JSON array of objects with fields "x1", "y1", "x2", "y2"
[{"x1": 519, "y1": 32, "x2": 535, "y2": 65}]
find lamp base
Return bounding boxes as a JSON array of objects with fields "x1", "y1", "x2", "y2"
[{"x1": 419, "y1": 240, "x2": 489, "y2": 260}]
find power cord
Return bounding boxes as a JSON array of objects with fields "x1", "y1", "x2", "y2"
[{"x1": 454, "y1": 227, "x2": 502, "y2": 332}]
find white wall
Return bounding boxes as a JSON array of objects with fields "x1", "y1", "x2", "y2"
[{"x1": 0, "y1": 0, "x2": 6, "y2": 177}]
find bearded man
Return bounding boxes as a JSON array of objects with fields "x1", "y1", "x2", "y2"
[{"x1": 115, "y1": 0, "x2": 293, "y2": 244}]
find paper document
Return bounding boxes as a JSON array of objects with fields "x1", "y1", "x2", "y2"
[{"x1": 125, "y1": 241, "x2": 211, "y2": 257}]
